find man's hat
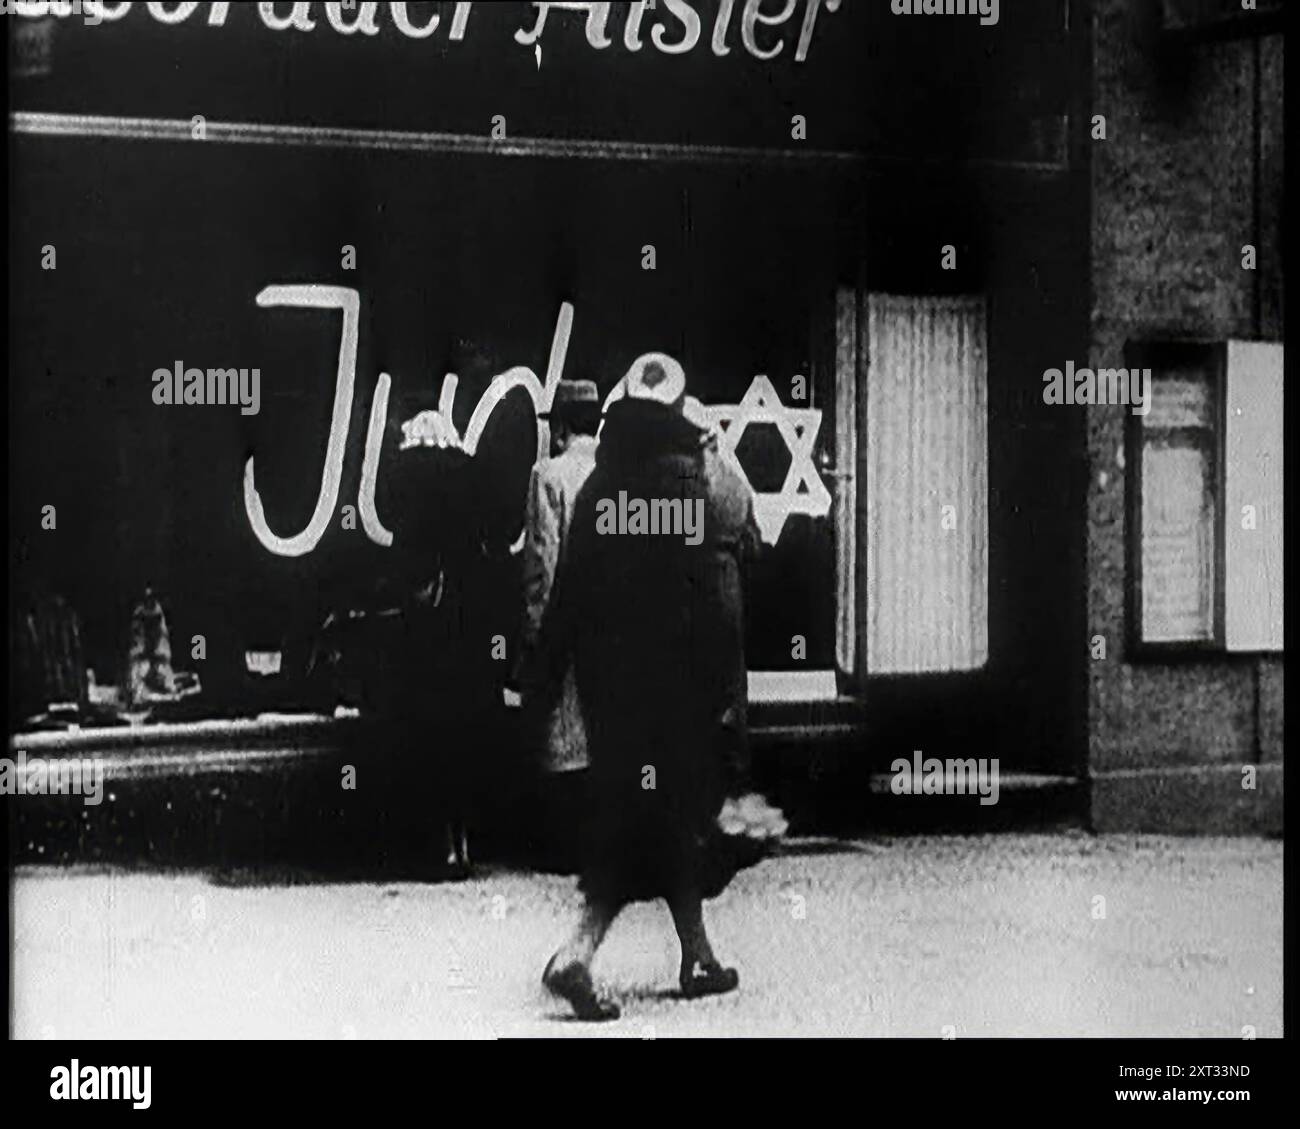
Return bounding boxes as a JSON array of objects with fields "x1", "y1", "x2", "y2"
[{"x1": 542, "y1": 378, "x2": 599, "y2": 418}]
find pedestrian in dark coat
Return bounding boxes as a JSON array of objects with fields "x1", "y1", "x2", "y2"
[
  {"x1": 377, "y1": 435, "x2": 502, "y2": 878},
  {"x1": 527, "y1": 354, "x2": 777, "y2": 1020}
]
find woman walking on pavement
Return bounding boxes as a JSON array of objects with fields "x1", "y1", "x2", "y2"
[{"x1": 523, "y1": 353, "x2": 784, "y2": 1021}]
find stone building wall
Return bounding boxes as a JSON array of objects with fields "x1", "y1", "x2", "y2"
[{"x1": 1087, "y1": 0, "x2": 1284, "y2": 831}]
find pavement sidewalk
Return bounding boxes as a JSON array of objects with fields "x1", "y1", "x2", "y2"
[{"x1": 12, "y1": 833, "x2": 1283, "y2": 1038}]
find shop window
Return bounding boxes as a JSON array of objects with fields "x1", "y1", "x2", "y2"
[
  {"x1": 834, "y1": 291, "x2": 990, "y2": 678},
  {"x1": 1126, "y1": 340, "x2": 1283, "y2": 655}
]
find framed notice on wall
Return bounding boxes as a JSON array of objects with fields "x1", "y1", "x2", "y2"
[{"x1": 1126, "y1": 340, "x2": 1284, "y2": 656}]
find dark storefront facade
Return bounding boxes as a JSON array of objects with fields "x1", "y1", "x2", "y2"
[{"x1": 13, "y1": 1, "x2": 1269, "y2": 850}]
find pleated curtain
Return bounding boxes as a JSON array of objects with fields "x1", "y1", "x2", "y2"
[{"x1": 861, "y1": 293, "x2": 989, "y2": 675}]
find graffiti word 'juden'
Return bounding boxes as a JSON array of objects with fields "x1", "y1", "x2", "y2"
[
  {"x1": 243, "y1": 284, "x2": 574, "y2": 557},
  {"x1": 242, "y1": 285, "x2": 831, "y2": 557}
]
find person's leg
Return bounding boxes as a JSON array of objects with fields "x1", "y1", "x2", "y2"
[
  {"x1": 543, "y1": 894, "x2": 623, "y2": 1020},
  {"x1": 444, "y1": 820, "x2": 467, "y2": 871},
  {"x1": 389, "y1": 717, "x2": 442, "y2": 875},
  {"x1": 441, "y1": 765, "x2": 467, "y2": 874},
  {"x1": 446, "y1": 714, "x2": 476, "y2": 871},
  {"x1": 551, "y1": 895, "x2": 620, "y2": 970},
  {"x1": 668, "y1": 888, "x2": 716, "y2": 969},
  {"x1": 443, "y1": 779, "x2": 469, "y2": 869},
  {"x1": 668, "y1": 887, "x2": 739, "y2": 998}
]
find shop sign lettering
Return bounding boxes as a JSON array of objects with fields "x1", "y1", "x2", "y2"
[{"x1": 8, "y1": 1, "x2": 842, "y2": 64}]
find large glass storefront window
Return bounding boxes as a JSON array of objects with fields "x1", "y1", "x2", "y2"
[{"x1": 10, "y1": 139, "x2": 853, "y2": 724}]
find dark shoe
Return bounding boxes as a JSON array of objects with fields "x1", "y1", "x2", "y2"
[
  {"x1": 543, "y1": 955, "x2": 621, "y2": 1022},
  {"x1": 680, "y1": 961, "x2": 740, "y2": 999}
]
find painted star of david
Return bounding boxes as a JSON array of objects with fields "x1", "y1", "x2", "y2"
[{"x1": 700, "y1": 376, "x2": 831, "y2": 545}]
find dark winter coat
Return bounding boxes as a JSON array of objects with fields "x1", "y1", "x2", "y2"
[{"x1": 528, "y1": 398, "x2": 758, "y2": 903}]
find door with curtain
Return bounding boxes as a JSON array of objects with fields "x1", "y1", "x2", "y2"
[
  {"x1": 834, "y1": 289, "x2": 1002, "y2": 766},
  {"x1": 836, "y1": 292, "x2": 989, "y2": 678}
]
